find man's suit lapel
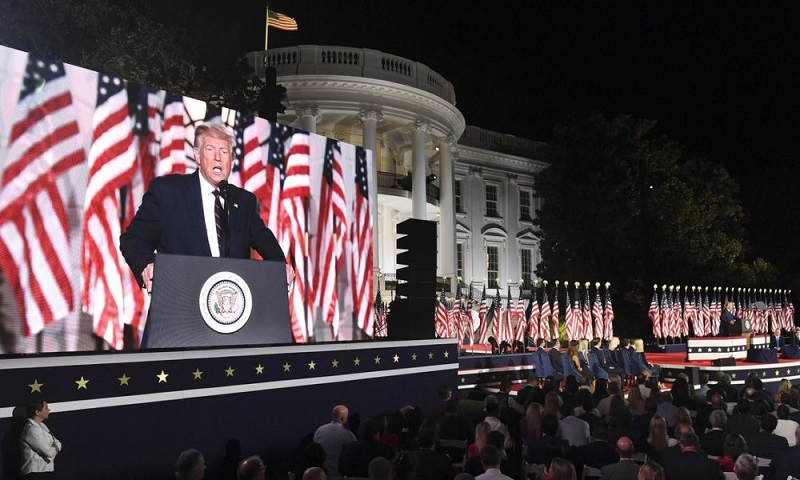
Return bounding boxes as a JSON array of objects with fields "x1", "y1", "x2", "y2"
[{"x1": 185, "y1": 170, "x2": 212, "y2": 256}]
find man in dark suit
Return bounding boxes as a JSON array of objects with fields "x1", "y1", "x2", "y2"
[
  {"x1": 662, "y1": 432, "x2": 724, "y2": 480},
  {"x1": 700, "y1": 410, "x2": 727, "y2": 457},
  {"x1": 571, "y1": 421, "x2": 619, "y2": 478},
  {"x1": 600, "y1": 437, "x2": 640, "y2": 480},
  {"x1": 765, "y1": 426, "x2": 800, "y2": 480},
  {"x1": 727, "y1": 400, "x2": 760, "y2": 440},
  {"x1": 120, "y1": 124, "x2": 288, "y2": 291},
  {"x1": 719, "y1": 302, "x2": 741, "y2": 337},
  {"x1": 548, "y1": 340, "x2": 564, "y2": 376},
  {"x1": 748, "y1": 414, "x2": 789, "y2": 459},
  {"x1": 339, "y1": 419, "x2": 396, "y2": 478}
]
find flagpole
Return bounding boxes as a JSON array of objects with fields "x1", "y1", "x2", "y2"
[{"x1": 264, "y1": 3, "x2": 270, "y2": 50}]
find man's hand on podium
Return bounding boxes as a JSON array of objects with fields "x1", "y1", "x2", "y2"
[{"x1": 142, "y1": 263, "x2": 154, "y2": 293}]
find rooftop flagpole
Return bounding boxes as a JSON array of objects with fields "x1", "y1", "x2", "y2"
[{"x1": 264, "y1": 3, "x2": 270, "y2": 50}]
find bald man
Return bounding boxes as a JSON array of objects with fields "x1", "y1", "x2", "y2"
[
  {"x1": 313, "y1": 405, "x2": 356, "y2": 480},
  {"x1": 600, "y1": 437, "x2": 640, "y2": 480},
  {"x1": 237, "y1": 455, "x2": 266, "y2": 480},
  {"x1": 303, "y1": 467, "x2": 327, "y2": 480}
]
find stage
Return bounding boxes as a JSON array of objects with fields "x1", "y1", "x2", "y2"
[{"x1": 457, "y1": 344, "x2": 800, "y2": 392}]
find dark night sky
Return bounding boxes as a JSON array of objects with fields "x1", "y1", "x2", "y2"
[{"x1": 234, "y1": 2, "x2": 800, "y2": 273}]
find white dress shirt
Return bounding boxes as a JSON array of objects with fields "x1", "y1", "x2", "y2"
[{"x1": 199, "y1": 174, "x2": 224, "y2": 257}]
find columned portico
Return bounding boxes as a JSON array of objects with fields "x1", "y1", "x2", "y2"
[
  {"x1": 296, "y1": 106, "x2": 320, "y2": 133},
  {"x1": 438, "y1": 136, "x2": 456, "y2": 287},
  {"x1": 408, "y1": 120, "x2": 430, "y2": 219},
  {"x1": 357, "y1": 109, "x2": 384, "y2": 284}
]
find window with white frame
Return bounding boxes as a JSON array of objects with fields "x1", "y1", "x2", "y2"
[
  {"x1": 519, "y1": 189, "x2": 532, "y2": 221},
  {"x1": 486, "y1": 184, "x2": 500, "y2": 217},
  {"x1": 520, "y1": 248, "x2": 532, "y2": 290},
  {"x1": 456, "y1": 243, "x2": 464, "y2": 283},
  {"x1": 487, "y1": 246, "x2": 499, "y2": 289},
  {"x1": 455, "y1": 179, "x2": 463, "y2": 213}
]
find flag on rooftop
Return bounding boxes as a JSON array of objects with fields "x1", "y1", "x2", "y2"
[{"x1": 268, "y1": 9, "x2": 299, "y2": 31}]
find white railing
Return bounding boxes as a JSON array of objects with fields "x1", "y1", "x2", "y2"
[{"x1": 247, "y1": 46, "x2": 456, "y2": 105}]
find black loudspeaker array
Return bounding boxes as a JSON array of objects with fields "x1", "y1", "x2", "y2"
[{"x1": 387, "y1": 218, "x2": 437, "y2": 340}]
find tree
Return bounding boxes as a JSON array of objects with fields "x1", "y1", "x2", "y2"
[{"x1": 534, "y1": 113, "x2": 776, "y2": 336}]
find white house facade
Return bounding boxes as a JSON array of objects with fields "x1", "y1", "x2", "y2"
[{"x1": 247, "y1": 46, "x2": 549, "y2": 300}]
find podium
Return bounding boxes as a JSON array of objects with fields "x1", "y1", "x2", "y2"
[
  {"x1": 141, "y1": 254, "x2": 292, "y2": 349},
  {"x1": 728, "y1": 317, "x2": 753, "y2": 348}
]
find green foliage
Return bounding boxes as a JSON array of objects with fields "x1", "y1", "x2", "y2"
[{"x1": 535, "y1": 113, "x2": 777, "y2": 335}]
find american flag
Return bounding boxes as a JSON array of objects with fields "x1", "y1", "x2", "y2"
[
  {"x1": 785, "y1": 293, "x2": 795, "y2": 330},
  {"x1": 582, "y1": 287, "x2": 593, "y2": 340},
  {"x1": 157, "y1": 92, "x2": 188, "y2": 175},
  {"x1": 0, "y1": 56, "x2": 84, "y2": 337},
  {"x1": 648, "y1": 290, "x2": 662, "y2": 339},
  {"x1": 451, "y1": 287, "x2": 463, "y2": 341},
  {"x1": 684, "y1": 289, "x2": 699, "y2": 337},
  {"x1": 712, "y1": 289, "x2": 722, "y2": 335},
  {"x1": 313, "y1": 139, "x2": 347, "y2": 335},
  {"x1": 592, "y1": 288, "x2": 603, "y2": 340},
  {"x1": 502, "y1": 286, "x2": 514, "y2": 344},
  {"x1": 233, "y1": 112, "x2": 266, "y2": 203},
  {"x1": 674, "y1": 289, "x2": 686, "y2": 337},
  {"x1": 539, "y1": 289, "x2": 552, "y2": 342},
  {"x1": 82, "y1": 74, "x2": 137, "y2": 349},
  {"x1": 350, "y1": 147, "x2": 373, "y2": 336},
  {"x1": 528, "y1": 288, "x2": 540, "y2": 340},
  {"x1": 660, "y1": 289, "x2": 672, "y2": 338},
  {"x1": 490, "y1": 288, "x2": 503, "y2": 342},
  {"x1": 464, "y1": 292, "x2": 476, "y2": 344},
  {"x1": 435, "y1": 290, "x2": 449, "y2": 338},
  {"x1": 514, "y1": 290, "x2": 526, "y2": 344},
  {"x1": 263, "y1": 122, "x2": 292, "y2": 240},
  {"x1": 603, "y1": 287, "x2": 614, "y2": 340},
  {"x1": 267, "y1": 9, "x2": 299, "y2": 31},
  {"x1": 550, "y1": 285, "x2": 560, "y2": 340},
  {"x1": 476, "y1": 285, "x2": 490, "y2": 344},
  {"x1": 278, "y1": 131, "x2": 311, "y2": 343},
  {"x1": 700, "y1": 289, "x2": 711, "y2": 337},
  {"x1": 565, "y1": 287, "x2": 576, "y2": 341},
  {"x1": 373, "y1": 292, "x2": 387, "y2": 337}
]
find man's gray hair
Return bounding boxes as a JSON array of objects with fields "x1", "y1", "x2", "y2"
[
  {"x1": 733, "y1": 453, "x2": 758, "y2": 480},
  {"x1": 709, "y1": 410, "x2": 727, "y2": 429}
]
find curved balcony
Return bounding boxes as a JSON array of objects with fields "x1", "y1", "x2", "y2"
[{"x1": 246, "y1": 46, "x2": 457, "y2": 105}]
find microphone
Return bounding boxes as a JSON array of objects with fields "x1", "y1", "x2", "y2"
[{"x1": 218, "y1": 180, "x2": 231, "y2": 257}]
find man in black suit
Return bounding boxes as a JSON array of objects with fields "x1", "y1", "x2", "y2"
[
  {"x1": 120, "y1": 124, "x2": 289, "y2": 292},
  {"x1": 700, "y1": 410, "x2": 727, "y2": 457},
  {"x1": 339, "y1": 419, "x2": 396, "y2": 478},
  {"x1": 662, "y1": 432, "x2": 724, "y2": 480},
  {"x1": 570, "y1": 421, "x2": 619, "y2": 478},
  {"x1": 765, "y1": 426, "x2": 800, "y2": 480},
  {"x1": 727, "y1": 400, "x2": 760, "y2": 440},
  {"x1": 719, "y1": 302, "x2": 741, "y2": 337},
  {"x1": 548, "y1": 340, "x2": 564, "y2": 376},
  {"x1": 600, "y1": 437, "x2": 640, "y2": 480},
  {"x1": 747, "y1": 414, "x2": 789, "y2": 459}
]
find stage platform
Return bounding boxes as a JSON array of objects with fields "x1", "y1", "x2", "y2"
[
  {"x1": 457, "y1": 344, "x2": 800, "y2": 392},
  {"x1": 0, "y1": 339, "x2": 458, "y2": 480}
]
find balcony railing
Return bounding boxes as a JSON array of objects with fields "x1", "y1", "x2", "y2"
[
  {"x1": 377, "y1": 171, "x2": 439, "y2": 200},
  {"x1": 247, "y1": 46, "x2": 456, "y2": 105}
]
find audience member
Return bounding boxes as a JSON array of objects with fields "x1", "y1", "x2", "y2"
[
  {"x1": 598, "y1": 379, "x2": 624, "y2": 420},
  {"x1": 701, "y1": 410, "x2": 727, "y2": 457},
  {"x1": 468, "y1": 422, "x2": 491, "y2": 459},
  {"x1": 411, "y1": 427, "x2": 454, "y2": 480},
  {"x1": 475, "y1": 445, "x2": 512, "y2": 480},
  {"x1": 655, "y1": 393, "x2": 677, "y2": 428},
  {"x1": 600, "y1": 437, "x2": 640, "y2": 480},
  {"x1": 314, "y1": 405, "x2": 357, "y2": 479},
  {"x1": 216, "y1": 438, "x2": 242, "y2": 480},
  {"x1": 637, "y1": 461, "x2": 665, "y2": 480},
  {"x1": 727, "y1": 400, "x2": 759, "y2": 439},
  {"x1": 662, "y1": 432, "x2": 724, "y2": 480},
  {"x1": 547, "y1": 457, "x2": 577, "y2": 480},
  {"x1": 708, "y1": 373, "x2": 738, "y2": 403},
  {"x1": 237, "y1": 456, "x2": 266, "y2": 480},
  {"x1": 368, "y1": 457, "x2": 392, "y2": 480},
  {"x1": 747, "y1": 414, "x2": 788, "y2": 459},
  {"x1": 175, "y1": 449, "x2": 205, "y2": 480},
  {"x1": 732, "y1": 454, "x2": 757, "y2": 480},
  {"x1": 483, "y1": 402, "x2": 513, "y2": 449},
  {"x1": 303, "y1": 467, "x2": 327, "y2": 480},
  {"x1": 644, "y1": 416, "x2": 669, "y2": 461},
  {"x1": 518, "y1": 372, "x2": 545, "y2": 407},
  {"x1": 526, "y1": 414, "x2": 566, "y2": 466},
  {"x1": 576, "y1": 388, "x2": 602, "y2": 431},
  {"x1": 774, "y1": 404, "x2": 800, "y2": 447},
  {"x1": 627, "y1": 381, "x2": 646, "y2": 415},
  {"x1": 439, "y1": 399, "x2": 473, "y2": 443},
  {"x1": 718, "y1": 434, "x2": 747, "y2": 472},
  {"x1": 520, "y1": 403, "x2": 543, "y2": 448},
  {"x1": 545, "y1": 391, "x2": 564, "y2": 418},
  {"x1": 339, "y1": 418, "x2": 396, "y2": 478},
  {"x1": 570, "y1": 420, "x2": 619, "y2": 478},
  {"x1": 392, "y1": 451, "x2": 416, "y2": 480},
  {"x1": 696, "y1": 373, "x2": 711, "y2": 401},
  {"x1": 764, "y1": 425, "x2": 800, "y2": 480},
  {"x1": 559, "y1": 399, "x2": 590, "y2": 447}
]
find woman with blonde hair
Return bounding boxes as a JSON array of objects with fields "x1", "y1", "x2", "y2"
[
  {"x1": 644, "y1": 415, "x2": 669, "y2": 461},
  {"x1": 467, "y1": 421, "x2": 490, "y2": 458},
  {"x1": 634, "y1": 338, "x2": 661, "y2": 381},
  {"x1": 776, "y1": 378, "x2": 792, "y2": 403}
]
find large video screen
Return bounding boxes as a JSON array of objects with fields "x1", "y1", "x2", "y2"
[{"x1": 0, "y1": 45, "x2": 374, "y2": 354}]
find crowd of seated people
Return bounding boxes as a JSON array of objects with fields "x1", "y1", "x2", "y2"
[{"x1": 167, "y1": 339, "x2": 800, "y2": 480}]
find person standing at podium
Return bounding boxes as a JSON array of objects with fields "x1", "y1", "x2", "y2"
[
  {"x1": 718, "y1": 302, "x2": 741, "y2": 337},
  {"x1": 120, "y1": 124, "x2": 290, "y2": 292}
]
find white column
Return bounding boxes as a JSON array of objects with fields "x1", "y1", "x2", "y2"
[
  {"x1": 357, "y1": 110, "x2": 383, "y2": 279},
  {"x1": 295, "y1": 107, "x2": 320, "y2": 133},
  {"x1": 407, "y1": 120, "x2": 429, "y2": 219},
  {"x1": 437, "y1": 137, "x2": 457, "y2": 288}
]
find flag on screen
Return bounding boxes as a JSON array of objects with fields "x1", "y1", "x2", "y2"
[
  {"x1": 267, "y1": 9, "x2": 299, "y2": 31},
  {"x1": 435, "y1": 290, "x2": 449, "y2": 338},
  {"x1": 0, "y1": 56, "x2": 84, "y2": 337},
  {"x1": 350, "y1": 147, "x2": 373, "y2": 336},
  {"x1": 278, "y1": 131, "x2": 311, "y2": 343},
  {"x1": 373, "y1": 291, "x2": 387, "y2": 337},
  {"x1": 263, "y1": 122, "x2": 292, "y2": 240},
  {"x1": 82, "y1": 74, "x2": 137, "y2": 350},
  {"x1": 313, "y1": 138, "x2": 347, "y2": 335},
  {"x1": 234, "y1": 111, "x2": 266, "y2": 199},
  {"x1": 158, "y1": 92, "x2": 189, "y2": 175}
]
